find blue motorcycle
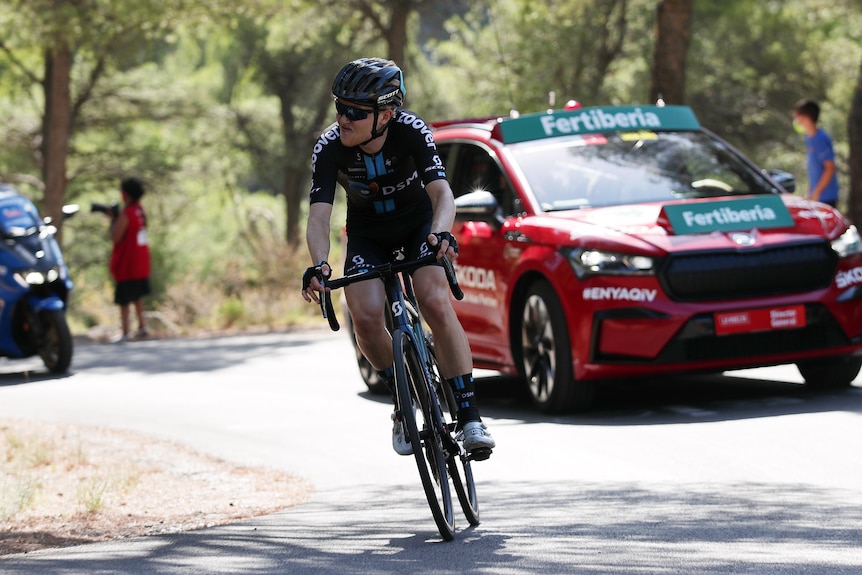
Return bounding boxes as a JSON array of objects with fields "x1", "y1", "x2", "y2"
[{"x1": 0, "y1": 184, "x2": 76, "y2": 373}]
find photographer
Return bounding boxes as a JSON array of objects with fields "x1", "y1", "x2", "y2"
[{"x1": 101, "y1": 177, "x2": 151, "y2": 342}]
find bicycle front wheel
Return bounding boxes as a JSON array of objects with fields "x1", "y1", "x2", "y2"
[
  {"x1": 431, "y1": 345, "x2": 480, "y2": 526},
  {"x1": 394, "y1": 329, "x2": 455, "y2": 541}
]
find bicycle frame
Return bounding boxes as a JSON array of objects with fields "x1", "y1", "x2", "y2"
[
  {"x1": 389, "y1": 271, "x2": 434, "y2": 385},
  {"x1": 318, "y1": 255, "x2": 478, "y2": 540},
  {"x1": 326, "y1": 259, "x2": 454, "y2": 447},
  {"x1": 321, "y1": 256, "x2": 459, "y2": 442}
]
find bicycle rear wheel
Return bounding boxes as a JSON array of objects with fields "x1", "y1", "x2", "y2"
[
  {"x1": 430, "y1": 344, "x2": 480, "y2": 526},
  {"x1": 394, "y1": 329, "x2": 455, "y2": 541}
]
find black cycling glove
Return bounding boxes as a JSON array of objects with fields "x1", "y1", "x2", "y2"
[
  {"x1": 433, "y1": 232, "x2": 459, "y2": 255},
  {"x1": 302, "y1": 261, "x2": 330, "y2": 291}
]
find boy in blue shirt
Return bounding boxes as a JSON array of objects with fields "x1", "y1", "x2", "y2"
[{"x1": 792, "y1": 98, "x2": 839, "y2": 207}]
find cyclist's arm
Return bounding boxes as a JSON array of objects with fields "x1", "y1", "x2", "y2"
[
  {"x1": 306, "y1": 202, "x2": 332, "y2": 265},
  {"x1": 425, "y1": 179, "x2": 458, "y2": 261},
  {"x1": 303, "y1": 202, "x2": 333, "y2": 303},
  {"x1": 406, "y1": 113, "x2": 456, "y2": 260},
  {"x1": 304, "y1": 132, "x2": 340, "y2": 302}
]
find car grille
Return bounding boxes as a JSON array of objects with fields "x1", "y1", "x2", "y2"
[
  {"x1": 680, "y1": 310, "x2": 846, "y2": 362},
  {"x1": 680, "y1": 324, "x2": 837, "y2": 362},
  {"x1": 660, "y1": 241, "x2": 837, "y2": 302},
  {"x1": 594, "y1": 304, "x2": 852, "y2": 365}
]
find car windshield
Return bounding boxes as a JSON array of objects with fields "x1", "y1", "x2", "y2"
[{"x1": 509, "y1": 131, "x2": 777, "y2": 211}]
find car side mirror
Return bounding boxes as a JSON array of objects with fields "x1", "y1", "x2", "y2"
[
  {"x1": 766, "y1": 169, "x2": 796, "y2": 194},
  {"x1": 455, "y1": 190, "x2": 505, "y2": 229}
]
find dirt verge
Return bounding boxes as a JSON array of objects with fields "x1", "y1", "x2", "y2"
[{"x1": 0, "y1": 419, "x2": 312, "y2": 556}]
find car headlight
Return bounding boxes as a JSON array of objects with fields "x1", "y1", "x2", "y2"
[
  {"x1": 831, "y1": 225, "x2": 862, "y2": 258},
  {"x1": 566, "y1": 248, "x2": 656, "y2": 278}
]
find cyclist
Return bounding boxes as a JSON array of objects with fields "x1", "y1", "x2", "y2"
[{"x1": 301, "y1": 57, "x2": 495, "y2": 459}]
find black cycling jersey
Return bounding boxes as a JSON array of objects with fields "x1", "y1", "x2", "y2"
[{"x1": 309, "y1": 109, "x2": 447, "y2": 234}]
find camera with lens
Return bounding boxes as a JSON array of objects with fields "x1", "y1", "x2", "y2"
[{"x1": 91, "y1": 202, "x2": 120, "y2": 218}]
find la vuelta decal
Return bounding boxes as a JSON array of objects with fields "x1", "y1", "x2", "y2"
[{"x1": 714, "y1": 305, "x2": 806, "y2": 335}]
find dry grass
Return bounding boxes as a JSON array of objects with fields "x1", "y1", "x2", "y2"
[
  {"x1": 0, "y1": 419, "x2": 313, "y2": 556},
  {"x1": 71, "y1": 263, "x2": 326, "y2": 342}
]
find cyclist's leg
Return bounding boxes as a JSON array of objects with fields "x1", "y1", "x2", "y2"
[
  {"x1": 347, "y1": 274, "x2": 414, "y2": 455},
  {"x1": 344, "y1": 280, "x2": 392, "y2": 371},
  {"x1": 430, "y1": 345, "x2": 481, "y2": 525},
  {"x1": 343, "y1": 236, "x2": 393, "y2": 373},
  {"x1": 412, "y1": 265, "x2": 472, "y2": 378},
  {"x1": 449, "y1": 374, "x2": 495, "y2": 458},
  {"x1": 403, "y1": 223, "x2": 472, "y2": 379},
  {"x1": 413, "y1": 265, "x2": 495, "y2": 457}
]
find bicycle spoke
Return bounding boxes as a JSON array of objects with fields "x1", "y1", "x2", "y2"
[
  {"x1": 429, "y1": 342, "x2": 481, "y2": 526},
  {"x1": 394, "y1": 330, "x2": 455, "y2": 541}
]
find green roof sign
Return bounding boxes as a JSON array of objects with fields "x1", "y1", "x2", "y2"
[
  {"x1": 663, "y1": 195, "x2": 794, "y2": 234},
  {"x1": 498, "y1": 105, "x2": 701, "y2": 144}
]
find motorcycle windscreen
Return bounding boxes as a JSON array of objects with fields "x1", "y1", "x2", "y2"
[{"x1": 0, "y1": 196, "x2": 42, "y2": 237}]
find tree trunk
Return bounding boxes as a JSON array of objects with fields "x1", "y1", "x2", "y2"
[
  {"x1": 283, "y1": 167, "x2": 306, "y2": 248},
  {"x1": 649, "y1": 0, "x2": 693, "y2": 105},
  {"x1": 351, "y1": 0, "x2": 415, "y2": 68},
  {"x1": 42, "y1": 44, "x2": 72, "y2": 234},
  {"x1": 847, "y1": 59, "x2": 862, "y2": 227},
  {"x1": 386, "y1": 0, "x2": 411, "y2": 66}
]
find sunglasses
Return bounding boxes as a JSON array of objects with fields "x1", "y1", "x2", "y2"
[{"x1": 335, "y1": 100, "x2": 372, "y2": 121}]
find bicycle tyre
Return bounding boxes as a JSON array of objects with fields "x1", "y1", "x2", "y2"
[
  {"x1": 394, "y1": 329, "x2": 455, "y2": 541},
  {"x1": 429, "y1": 344, "x2": 480, "y2": 526}
]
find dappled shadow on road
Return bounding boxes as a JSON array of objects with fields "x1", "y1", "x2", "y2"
[
  {"x1": 2, "y1": 480, "x2": 860, "y2": 574},
  {"x1": 473, "y1": 371, "x2": 862, "y2": 427},
  {"x1": 0, "y1": 330, "x2": 333, "y2": 384}
]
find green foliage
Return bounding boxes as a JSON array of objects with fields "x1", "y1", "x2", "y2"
[
  {"x1": 684, "y1": 0, "x2": 862, "y2": 200},
  {"x1": 428, "y1": 0, "x2": 861, "y2": 201},
  {"x1": 218, "y1": 297, "x2": 245, "y2": 327},
  {"x1": 427, "y1": 0, "x2": 657, "y2": 118},
  {"x1": 1, "y1": 0, "x2": 861, "y2": 335}
]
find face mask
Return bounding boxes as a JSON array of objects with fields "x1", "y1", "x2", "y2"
[{"x1": 793, "y1": 120, "x2": 806, "y2": 135}]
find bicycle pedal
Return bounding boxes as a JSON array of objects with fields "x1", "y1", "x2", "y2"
[{"x1": 468, "y1": 447, "x2": 492, "y2": 462}]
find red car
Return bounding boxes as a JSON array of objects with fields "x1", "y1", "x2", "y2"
[{"x1": 352, "y1": 104, "x2": 862, "y2": 413}]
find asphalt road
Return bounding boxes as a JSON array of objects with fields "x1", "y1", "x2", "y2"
[{"x1": 1, "y1": 328, "x2": 862, "y2": 574}]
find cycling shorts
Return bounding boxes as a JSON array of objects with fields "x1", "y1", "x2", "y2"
[{"x1": 343, "y1": 219, "x2": 437, "y2": 275}]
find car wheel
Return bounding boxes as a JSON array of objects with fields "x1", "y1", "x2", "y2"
[
  {"x1": 796, "y1": 356, "x2": 862, "y2": 389},
  {"x1": 517, "y1": 279, "x2": 593, "y2": 412}
]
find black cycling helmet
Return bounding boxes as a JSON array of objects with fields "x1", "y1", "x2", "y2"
[{"x1": 332, "y1": 57, "x2": 405, "y2": 108}]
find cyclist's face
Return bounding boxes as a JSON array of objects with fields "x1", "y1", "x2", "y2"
[
  {"x1": 336, "y1": 100, "x2": 373, "y2": 145},
  {"x1": 336, "y1": 100, "x2": 390, "y2": 147}
]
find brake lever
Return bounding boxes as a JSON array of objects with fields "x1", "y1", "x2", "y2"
[
  {"x1": 320, "y1": 281, "x2": 340, "y2": 331},
  {"x1": 440, "y1": 255, "x2": 464, "y2": 301}
]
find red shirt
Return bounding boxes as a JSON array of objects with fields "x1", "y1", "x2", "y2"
[{"x1": 110, "y1": 202, "x2": 150, "y2": 281}]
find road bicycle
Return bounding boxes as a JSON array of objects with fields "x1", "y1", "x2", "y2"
[{"x1": 317, "y1": 252, "x2": 481, "y2": 541}]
